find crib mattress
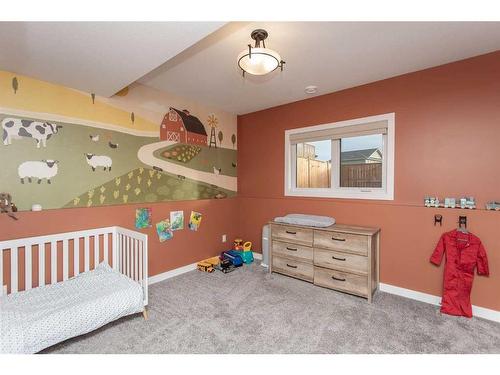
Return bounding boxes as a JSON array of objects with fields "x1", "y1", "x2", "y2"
[{"x1": 0, "y1": 263, "x2": 144, "y2": 354}]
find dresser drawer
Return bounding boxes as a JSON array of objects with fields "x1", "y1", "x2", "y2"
[
  {"x1": 272, "y1": 240, "x2": 313, "y2": 262},
  {"x1": 314, "y1": 248, "x2": 368, "y2": 275},
  {"x1": 313, "y1": 230, "x2": 368, "y2": 256},
  {"x1": 272, "y1": 225, "x2": 313, "y2": 246},
  {"x1": 314, "y1": 267, "x2": 368, "y2": 297},
  {"x1": 272, "y1": 256, "x2": 314, "y2": 282}
]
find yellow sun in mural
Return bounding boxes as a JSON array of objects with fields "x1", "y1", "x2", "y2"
[{"x1": 207, "y1": 114, "x2": 218, "y2": 128}]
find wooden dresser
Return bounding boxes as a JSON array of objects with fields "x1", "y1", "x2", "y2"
[{"x1": 269, "y1": 222, "x2": 380, "y2": 302}]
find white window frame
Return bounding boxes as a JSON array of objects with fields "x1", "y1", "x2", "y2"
[{"x1": 284, "y1": 113, "x2": 395, "y2": 200}]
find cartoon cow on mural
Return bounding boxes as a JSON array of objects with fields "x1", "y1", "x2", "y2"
[{"x1": 2, "y1": 118, "x2": 62, "y2": 148}]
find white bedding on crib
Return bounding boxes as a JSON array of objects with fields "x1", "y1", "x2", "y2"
[{"x1": 0, "y1": 263, "x2": 144, "y2": 354}]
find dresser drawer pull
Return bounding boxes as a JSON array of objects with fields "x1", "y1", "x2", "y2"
[
  {"x1": 286, "y1": 263, "x2": 298, "y2": 269},
  {"x1": 286, "y1": 247, "x2": 298, "y2": 251},
  {"x1": 331, "y1": 275, "x2": 346, "y2": 282},
  {"x1": 331, "y1": 237, "x2": 346, "y2": 242},
  {"x1": 286, "y1": 230, "x2": 297, "y2": 235},
  {"x1": 332, "y1": 256, "x2": 346, "y2": 261}
]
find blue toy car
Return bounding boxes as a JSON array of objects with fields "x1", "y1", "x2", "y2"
[{"x1": 220, "y1": 250, "x2": 243, "y2": 267}]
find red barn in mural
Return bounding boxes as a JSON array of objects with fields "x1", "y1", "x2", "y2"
[{"x1": 160, "y1": 108, "x2": 208, "y2": 145}]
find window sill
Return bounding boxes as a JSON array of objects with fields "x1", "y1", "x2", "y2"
[{"x1": 284, "y1": 188, "x2": 394, "y2": 201}]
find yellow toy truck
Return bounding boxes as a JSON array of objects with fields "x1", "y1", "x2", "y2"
[{"x1": 197, "y1": 261, "x2": 214, "y2": 273}]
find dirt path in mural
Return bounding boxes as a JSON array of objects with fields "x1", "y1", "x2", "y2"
[{"x1": 137, "y1": 141, "x2": 238, "y2": 191}]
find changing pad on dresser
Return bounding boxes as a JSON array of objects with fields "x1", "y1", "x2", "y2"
[{"x1": 273, "y1": 214, "x2": 335, "y2": 228}]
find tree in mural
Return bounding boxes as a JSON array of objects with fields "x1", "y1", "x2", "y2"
[
  {"x1": 207, "y1": 114, "x2": 218, "y2": 148},
  {"x1": 131, "y1": 112, "x2": 135, "y2": 124},
  {"x1": 218, "y1": 130, "x2": 223, "y2": 146},
  {"x1": 91, "y1": 93, "x2": 96, "y2": 104},
  {"x1": 12, "y1": 77, "x2": 19, "y2": 94},
  {"x1": 231, "y1": 134, "x2": 236, "y2": 149}
]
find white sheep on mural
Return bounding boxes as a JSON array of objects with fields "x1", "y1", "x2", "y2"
[
  {"x1": 84, "y1": 153, "x2": 112, "y2": 171},
  {"x1": 18, "y1": 160, "x2": 59, "y2": 184}
]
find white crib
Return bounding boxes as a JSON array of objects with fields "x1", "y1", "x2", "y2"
[
  {"x1": 0, "y1": 226, "x2": 148, "y2": 353},
  {"x1": 0, "y1": 226, "x2": 148, "y2": 304}
]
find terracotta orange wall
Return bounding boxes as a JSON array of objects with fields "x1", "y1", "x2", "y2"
[
  {"x1": 237, "y1": 51, "x2": 500, "y2": 311},
  {"x1": 0, "y1": 199, "x2": 238, "y2": 285}
]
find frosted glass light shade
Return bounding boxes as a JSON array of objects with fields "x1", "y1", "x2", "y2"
[{"x1": 237, "y1": 47, "x2": 281, "y2": 76}]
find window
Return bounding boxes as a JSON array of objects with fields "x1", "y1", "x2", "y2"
[
  {"x1": 169, "y1": 110, "x2": 178, "y2": 122},
  {"x1": 285, "y1": 113, "x2": 394, "y2": 200}
]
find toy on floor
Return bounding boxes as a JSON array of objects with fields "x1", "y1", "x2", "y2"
[
  {"x1": 235, "y1": 250, "x2": 254, "y2": 264},
  {"x1": 220, "y1": 250, "x2": 243, "y2": 267},
  {"x1": 215, "y1": 258, "x2": 236, "y2": 273},
  {"x1": 204, "y1": 256, "x2": 220, "y2": 267},
  {"x1": 197, "y1": 261, "x2": 214, "y2": 273},
  {"x1": 232, "y1": 239, "x2": 254, "y2": 263},
  {"x1": 233, "y1": 238, "x2": 244, "y2": 250},
  {"x1": 197, "y1": 256, "x2": 220, "y2": 273}
]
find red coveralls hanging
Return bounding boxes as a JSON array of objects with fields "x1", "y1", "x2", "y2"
[{"x1": 430, "y1": 230, "x2": 489, "y2": 318}]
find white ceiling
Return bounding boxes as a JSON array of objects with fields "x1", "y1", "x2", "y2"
[
  {"x1": 1, "y1": 22, "x2": 498, "y2": 114},
  {"x1": 0, "y1": 22, "x2": 225, "y2": 97},
  {"x1": 139, "y1": 22, "x2": 500, "y2": 114}
]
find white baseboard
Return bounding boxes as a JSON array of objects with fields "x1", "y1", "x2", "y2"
[
  {"x1": 379, "y1": 283, "x2": 500, "y2": 323},
  {"x1": 148, "y1": 262, "x2": 198, "y2": 285}
]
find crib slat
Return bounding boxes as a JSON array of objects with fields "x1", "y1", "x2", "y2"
[
  {"x1": 38, "y1": 243, "x2": 45, "y2": 287},
  {"x1": 84, "y1": 236, "x2": 90, "y2": 272},
  {"x1": 139, "y1": 241, "x2": 143, "y2": 287},
  {"x1": 51, "y1": 241, "x2": 57, "y2": 284},
  {"x1": 120, "y1": 234, "x2": 124, "y2": 273},
  {"x1": 122, "y1": 234, "x2": 125, "y2": 274},
  {"x1": 134, "y1": 239, "x2": 138, "y2": 281},
  {"x1": 0, "y1": 248, "x2": 3, "y2": 295},
  {"x1": 127, "y1": 236, "x2": 131, "y2": 278},
  {"x1": 111, "y1": 231, "x2": 118, "y2": 271},
  {"x1": 94, "y1": 235, "x2": 99, "y2": 268},
  {"x1": 25, "y1": 245, "x2": 32, "y2": 291},
  {"x1": 104, "y1": 232, "x2": 109, "y2": 265},
  {"x1": 130, "y1": 237, "x2": 133, "y2": 278},
  {"x1": 74, "y1": 238, "x2": 80, "y2": 276},
  {"x1": 63, "y1": 239, "x2": 69, "y2": 281},
  {"x1": 131, "y1": 238, "x2": 135, "y2": 280},
  {"x1": 11, "y1": 247, "x2": 18, "y2": 293}
]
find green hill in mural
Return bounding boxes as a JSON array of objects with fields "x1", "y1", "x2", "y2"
[{"x1": 65, "y1": 167, "x2": 235, "y2": 208}]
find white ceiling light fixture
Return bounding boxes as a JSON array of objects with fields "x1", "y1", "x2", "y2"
[
  {"x1": 237, "y1": 29, "x2": 285, "y2": 76},
  {"x1": 305, "y1": 85, "x2": 318, "y2": 94}
]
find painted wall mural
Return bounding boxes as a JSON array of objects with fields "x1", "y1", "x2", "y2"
[{"x1": 0, "y1": 71, "x2": 237, "y2": 211}]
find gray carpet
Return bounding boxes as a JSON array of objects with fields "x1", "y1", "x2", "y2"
[{"x1": 44, "y1": 262, "x2": 500, "y2": 354}]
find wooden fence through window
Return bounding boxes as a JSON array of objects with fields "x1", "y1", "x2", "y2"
[
  {"x1": 296, "y1": 158, "x2": 331, "y2": 188},
  {"x1": 297, "y1": 158, "x2": 382, "y2": 188},
  {"x1": 340, "y1": 163, "x2": 382, "y2": 188}
]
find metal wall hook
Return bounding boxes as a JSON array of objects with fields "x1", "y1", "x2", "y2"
[
  {"x1": 434, "y1": 214, "x2": 443, "y2": 226},
  {"x1": 458, "y1": 216, "x2": 467, "y2": 229}
]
